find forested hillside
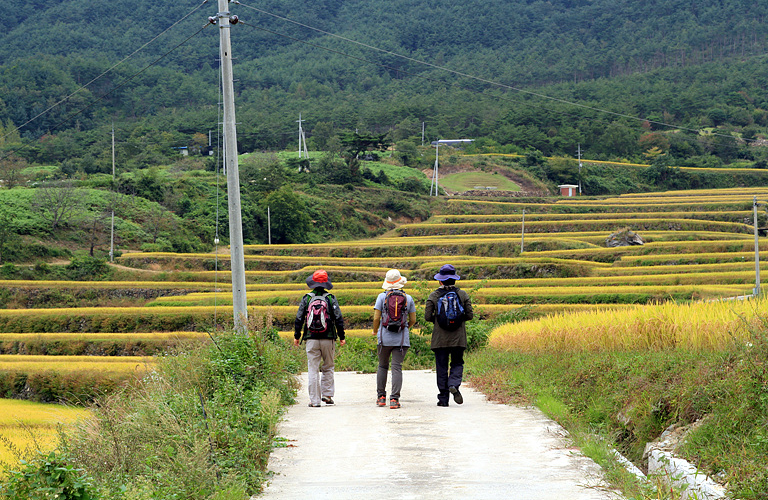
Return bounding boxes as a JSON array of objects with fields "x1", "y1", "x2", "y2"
[{"x1": 2, "y1": 0, "x2": 768, "y2": 169}]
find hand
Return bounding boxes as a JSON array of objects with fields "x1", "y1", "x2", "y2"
[
  {"x1": 293, "y1": 339, "x2": 300, "y2": 347},
  {"x1": 371, "y1": 330, "x2": 377, "y2": 336},
  {"x1": 340, "y1": 339, "x2": 346, "y2": 346}
]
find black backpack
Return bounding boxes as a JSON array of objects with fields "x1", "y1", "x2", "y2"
[{"x1": 436, "y1": 289, "x2": 465, "y2": 331}]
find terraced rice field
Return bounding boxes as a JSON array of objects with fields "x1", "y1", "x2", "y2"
[
  {"x1": 0, "y1": 399, "x2": 89, "y2": 472},
  {"x1": 2, "y1": 186, "x2": 767, "y2": 413}
]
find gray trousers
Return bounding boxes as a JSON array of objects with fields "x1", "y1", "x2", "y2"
[
  {"x1": 377, "y1": 344, "x2": 409, "y2": 399},
  {"x1": 305, "y1": 339, "x2": 336, "y2": 406}
]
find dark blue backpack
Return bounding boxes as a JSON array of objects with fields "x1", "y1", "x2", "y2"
[{"x1": 436, "y1": 290, "x2": 465, "y2": 331}]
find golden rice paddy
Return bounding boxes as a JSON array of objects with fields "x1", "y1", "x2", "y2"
[{"x1": 0, "y1": 399, "x2": 89, "y2": 471}]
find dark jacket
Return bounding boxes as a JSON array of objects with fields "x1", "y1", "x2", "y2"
[
  {"x1": 424, "y1": 285, "x2": 474, "y2": 349},
  {"x1": 294, "y1": 288, "x2": 346, "y2": 341}
]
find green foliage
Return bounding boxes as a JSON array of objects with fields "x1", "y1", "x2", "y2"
[
  {"x1": 260, "y1": 186, "x2": 312, "y2": 244},
  {"x1": 333, "y1": 335, "x2": 434, "y2": 373},
  {"x1": 0, "y1": 450, "x2": 99, "y2": 500},
  {"x1": 2, "y1": 0, "x2": 768, "y2": 172},
  {"x1": 64, "y1": 257, "x2": 112, "y2": 281},
  {"x1": 0, "y1": 370, "x2": 122, "y2": 404},
  {"x1": 59, "y1": 326, "x2": 300, "y2": 499},
  {"x1": 467, "y1": 319, "x2": 768, "y2": 500}
]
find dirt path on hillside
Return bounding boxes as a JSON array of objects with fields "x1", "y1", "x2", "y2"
[{"x1": 257, "y1": 370, "x2": 620, "y2": 500}]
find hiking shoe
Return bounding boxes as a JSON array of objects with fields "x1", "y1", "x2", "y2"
[
  {"x1": 377, "y1": 396, "x2": 387, "y2": 407},
  {"x1": 322, "y1": 396, "x2": 334, "y2": 405},
  {"x1": 389, "y1": 398, "x2": 400, "y2": 409},
  {"x1": 449, "y1": 386, "x2": 463, "y2": 405},
  {"x1": 437, "y1": 401, "x2": 449, "y2": 407},
  {"x1": 308, "y1": 403, "x2": 321, "y2": 407}
]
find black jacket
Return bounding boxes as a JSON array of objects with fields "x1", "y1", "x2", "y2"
[{"x1": 294, "y1": 288, "x2": 346, "y2": 341}]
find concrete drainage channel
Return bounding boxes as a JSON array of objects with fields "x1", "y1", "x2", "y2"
[{"x1": 616, "y1": 423, "x2": 728, "y2": 500}]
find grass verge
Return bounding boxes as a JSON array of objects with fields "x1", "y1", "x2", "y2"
[
  {"x1": 0, "y1": 326, "x2": 300, "y2": 500},
  {"x1": 467, "y1": 323, "x2": 768, "y2": 499}
]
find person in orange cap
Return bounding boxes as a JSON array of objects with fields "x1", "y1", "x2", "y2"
[{"x1": 294, "y1": 270, "x2": 347, "y2": 407}]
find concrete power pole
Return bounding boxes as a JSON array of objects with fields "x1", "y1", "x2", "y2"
[
  {"x1": 755, "y1": 196, "x2": 761, "y2": 297},
  {"x1": 110, "y1": 124, "x2": 115, "y2": 262},
  {"x1": 217, "y1": 0, "x2": 248, "y2": 330},
  {"x1": 577, "y1": 143, "x2": 583, "y2": 195},
  {"x1": 297, "y1": 113, "x2": 304, "y2": 157},
  {"x1": 430, "y1": 141, "x2": 440, "y2": 196}
]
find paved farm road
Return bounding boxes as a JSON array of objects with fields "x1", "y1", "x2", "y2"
[{"x1": 258, "y1": 370, "x2": 620, "y2": 500}]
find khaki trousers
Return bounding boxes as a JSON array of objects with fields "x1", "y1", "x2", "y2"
[{"x1": 305, "y1": 339, "x2": 336, "y2": 406}]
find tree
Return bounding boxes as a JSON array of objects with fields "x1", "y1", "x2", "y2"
[
  {"x1": 260, "y1": 186, "x2": 311, "y2": 244},
  {"x1": 82, "y1": 209, "x2": 110, "y2": 257},
  {"x1": 638, "y1": 133, "x2": 670, "y2": 155},
  {"x1": 311, "y1": 121, "x2": 335, "y2": 151},
  {"x1": 339, "y1": 132, "x2": 390, "y2": 179},
  {"x1": 0, "y1": 119, "x2": 21, "y2": 146},
  {"x1": 31, "y1": 182, "x2": 84, "y2": 232},
  {"x1": 143, "y1": 203, "x2": 177, "y2": 245},
  {"x1": 0, "y1": 153, "x2": 27, "y2": 189},
  {"x1": 0, "y1": 208, "x2": 19, "y2": 264},
  {"x1": 596, "y1": 122, "x2": 639, "y2": 159},
  {"x1": 240, "y1": 155, "x2": 287, "y2": 191},
  {"x1": 394, "y1": 140, "x2": 419, "y2": 167},
  {"x1": 317, "y1": 152, "x2": 354, "y2": 185}
]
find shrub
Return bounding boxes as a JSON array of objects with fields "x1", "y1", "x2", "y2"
[
  {"x1": 62, "y1": 326, "x2": 300, "y2": 499},
  {"x1": 0, "y1": 450, "x2": 99, "y2": 500},
  {"x1": 65, "y1": 257, "x2": 111, "y2": 281}
]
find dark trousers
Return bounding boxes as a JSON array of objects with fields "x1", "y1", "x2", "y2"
[
  {"x1": 433, "y1": 347, "x2": 465, "y2": 403},
  {"x1": 377, "y1": 345, "x2": 408, "y2": 399}
]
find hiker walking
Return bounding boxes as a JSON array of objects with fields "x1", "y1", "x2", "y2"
[
  {"x1": 372, "y1": 269, "x2": 416, "y2": 409},
  {"x1": 294, "y1": 270, "x2": 347, "y2": 407},
  {"x1": 424, "y1": 264, "x2": 474, "y2": 407}
]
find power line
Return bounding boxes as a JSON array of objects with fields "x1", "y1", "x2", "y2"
[
  {"x1": 233, "y1": 19, "x2": 619, "y2": 140},
  {"x1": 0, "y1": 20, "x2": 215, "y2": 162},
  {"x1": 234, "y1": 0, "x2": 747, "y2": 142},
  {"x1": 0, "y1": 0, "x2": 211, "y2": 146}
]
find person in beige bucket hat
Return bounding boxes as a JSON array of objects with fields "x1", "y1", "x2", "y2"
[{"x1": 371, "y1": 269, "x2": 416, "y2": 409}]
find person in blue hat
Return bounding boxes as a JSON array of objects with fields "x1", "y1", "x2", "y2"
[{"x1": 424, "y1": 264, "x2": 474, "y2": 407}]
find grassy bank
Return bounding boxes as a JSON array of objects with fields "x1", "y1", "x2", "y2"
[
  {"x1": 0, "y1": 327, "x2": 300, "y2": 500},
  {"x1": 467, "y1": 301, "x2": 768, "y2": 499}
]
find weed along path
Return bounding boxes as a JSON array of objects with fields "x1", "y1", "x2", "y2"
[{"x1": 259, "y1": 370, "x2": 619, "y2": 500}]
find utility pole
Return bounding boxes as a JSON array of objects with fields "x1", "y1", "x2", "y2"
[
  {"x1": 755, "y1": 196, "x2": 761, "y2": 297},
  {"x1": 430, "y1": 139, "x2": 474, "y2": 196},
  {"x1": 421, "y1": 122, "x2": 425, "y2": 146},
  {"x1": 297, "y1": 113, "x2": 304, "y2": 158},
  {"x1": 431, "y1": 141, "x2": 440, "y2": 196},
  {"x1": 109, "y1": 124, "x2": 115, "y2": 262},
  {"x1": 577, "y1": 143, "x2": 583, "y2": 195},
  {"x1": 520, "y1": 209, "x2": 525, "y2": 254},
  {"x1": 216, "y1": 0, "x2": 247, "y2": 330},
  {"x1": 267, "y1": 206, "x2": 272, "y2": 245}
]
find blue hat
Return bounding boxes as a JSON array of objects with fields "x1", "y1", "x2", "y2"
[{"x1": 434, "y1": 264, "x2": 460, "y2": 281}]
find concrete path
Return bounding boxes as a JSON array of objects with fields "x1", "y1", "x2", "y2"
[{"x1": 259, "y1": 370, "x2": 620, "y2": 500}]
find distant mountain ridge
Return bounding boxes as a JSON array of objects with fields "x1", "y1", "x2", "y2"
[{"x1": 2, "y1": 0, "x2": 768, "y2": 165}]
